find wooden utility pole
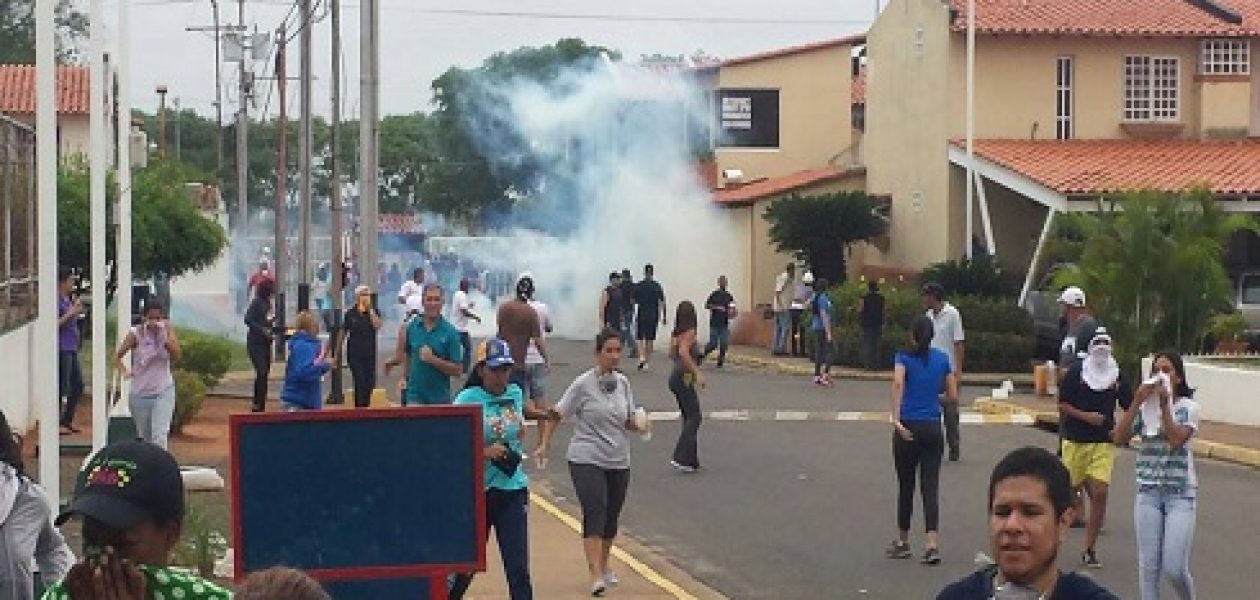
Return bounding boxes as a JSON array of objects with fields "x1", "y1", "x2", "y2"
[
  {"x1": 328, "y1": 0, "x2": 345, "y2": 403},
  {"x1": 298, "y1": 0, "x2": 314, "y2": 311},
  {"x1": 359, "y1": 0, "x2": 380, "y2": 297},
  {"x1": 274, "y1": 25, "x2": 289, "y2": 358}
]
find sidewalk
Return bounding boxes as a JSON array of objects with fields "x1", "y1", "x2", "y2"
[
  {"x1": 974, "y1": 393, "x2": 1260, "y2": 469},
  {"x1": 726, "y1": 344, "x2": 1035, "y2": 388}
]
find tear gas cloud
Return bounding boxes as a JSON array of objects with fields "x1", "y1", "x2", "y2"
[{"x1": 457, "y1": 58, "x2": 743, "y2": 339}]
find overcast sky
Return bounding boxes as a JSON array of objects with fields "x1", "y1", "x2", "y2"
[{"x1": 100, "y1": 0, "x2": 877, "y2": 119}]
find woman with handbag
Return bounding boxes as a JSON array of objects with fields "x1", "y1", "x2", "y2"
[{"x1": 449, "y1": 338, "x2": 546, "y2": 600}]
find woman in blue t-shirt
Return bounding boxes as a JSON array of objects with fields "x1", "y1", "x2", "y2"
[
  {"x1": 886, "y1": 315, "x2": 958, "y2": 566},
  {"x1": 449, "y1": 338, "x2": 548, "y2": 600}
]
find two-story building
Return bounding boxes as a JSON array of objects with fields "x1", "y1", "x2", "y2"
[
  {"x1": 698, "y1": 37, "x2": 869, "y2": 319},
  {"x1": 864, "y1": 0, "x2": 1260, "y2": 293}
]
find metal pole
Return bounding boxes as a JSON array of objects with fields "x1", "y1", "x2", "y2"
[
  {"x1": 237, "y1": 0, "x2": 249, "y2": 231},
  {"x1": 359, "y1": 0, "x2": 379, "y2": 293},
  {"x1": 156, "y1": 85, "x2": 167, "y2": 159},
  {"x1": 965, "y1": 0, "x2": 975, "y2": 259},
  {"x1": 274, "y1": 26, "x2": 289, "y2": 359},
  {"x1": 212, "y1": 0, "x2": 224, "y2": 179},
  {"x1": 173, "y1": 97, "x2": 182, "y2": 161},
  {"x1": 90, "y1": 0, "x2": 108, "y2": 452},
  {"x1": 116, "y1": 0, "x2": 134, "y2": 410},
  {"x1": 328, "y1": 0, "x2": 345, "y2": 404},
  {"x1": 36, "y1": 0, "x2": 61, "y2": 507},
  {"x1": 298, "y1": 0, "x2": 313, "y2": 312}
]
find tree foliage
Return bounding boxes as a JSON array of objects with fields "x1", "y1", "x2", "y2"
[
  {"x1": 763, "y1": 192, "x2": 889, "y2": 284},
  {"x1": 426, "y1": 38, "x2": 619, "y2": 224},
  {"x1": 0, "y1": 0, "x2": 87, "y2": 63},
  {"x1": 919, "y1": 255, "x2": 1022, "y2": 299},
  {"x1": 1051, "y1": 190, "x2": 1258, "y2": 376},
  {"x1": 58, "y1": 160, "x2": 227, "y2": 281}
]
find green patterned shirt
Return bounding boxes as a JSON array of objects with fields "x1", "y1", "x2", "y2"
[{"x1": 40, "y1": 565, "x2": 232, "y2": 599}]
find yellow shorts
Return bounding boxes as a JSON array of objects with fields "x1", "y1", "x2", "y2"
[{"x1": 1061, "y1": 440, "x2": 1115, "y2": 486}]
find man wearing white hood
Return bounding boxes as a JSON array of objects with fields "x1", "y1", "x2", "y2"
[{"x1": 1056, "y1": 328, "x2": 1130, "y2": 570}]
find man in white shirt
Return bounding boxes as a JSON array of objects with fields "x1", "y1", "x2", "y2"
[
  {"x1": 398, "y1": 267, "x2": 426, "y2": 308},
  {"x1": 772, "y1": 263, "x2": 795, "y2": 356},
  {"x1": 450, "y1": 278, "x2": 481, "y2": 373},
  {"x1": 922, "y1": 281, "x2": 966, "y2": 462}
]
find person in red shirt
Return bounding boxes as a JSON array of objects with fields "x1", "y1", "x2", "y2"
[{"x1": 247, "y1": 260, "x2": 274, "y2": 301}]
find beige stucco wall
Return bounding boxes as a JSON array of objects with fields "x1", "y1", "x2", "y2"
[
  {"x1": 1201, "y1": 80, "x2": 1252, "y2": 137},
  {"x1": 10, "y1": 114, "x2": 89, "y2": 161},
  {"x1": 864, "y1": 0, "x2": 957, "y2": 271},
  {"x1": 714, "y1": 44, "x2": 856, "y2": 181}
]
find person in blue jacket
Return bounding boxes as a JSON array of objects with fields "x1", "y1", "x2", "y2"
[
  {"x1": 936, "y1": 446, "x2": 1119, "y2": 600},
  {"x1": 281, "y1": 311, "x2": 331, "y2": 411}
]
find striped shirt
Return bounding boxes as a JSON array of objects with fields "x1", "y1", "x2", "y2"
[{"x1": 1132, "y1": 397, "x2": 1200, "y2": 489}]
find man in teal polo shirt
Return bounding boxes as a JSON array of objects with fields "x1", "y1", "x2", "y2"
[{"x1": 389, "y1": 284, "x2": 464, "y2": 404}]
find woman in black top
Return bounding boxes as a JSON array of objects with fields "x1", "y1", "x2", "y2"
[
  {"x1": 243, "y1": 279, "x2": 275, "y2": 412},
  {"x1": 342, "y1": 285, "x2": 383, "y2": 407}
]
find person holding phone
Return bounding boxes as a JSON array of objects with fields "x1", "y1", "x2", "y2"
[
  {"x1": 1113, "y1": 351, "x2": 1200, "y2": 600},
  {"x1": 113, "y1": 301, "x2": 181, "y2": 449},
  {"x1": 887, "y1": 315, "x2": 957, "y2": 566},
  {"x1": 342, "y1": 285, "x2": 383, "y2": 408}
]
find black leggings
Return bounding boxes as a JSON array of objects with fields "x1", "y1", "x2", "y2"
[
  {"x1": 893, "y1": 421, "x2": 944, "y2": 532},
  {"x1": 247, "y1": 342, "x2": 271, "y2": 412},
  {"x1": 669, "y1": 374, "x2": 702, "y2": 468},
  {"x1": 568, "y1": 462, "x2": 630, "y2": 539},
  {"x1": 348, "y1": 356, "x2": 376, "y2": 408}
]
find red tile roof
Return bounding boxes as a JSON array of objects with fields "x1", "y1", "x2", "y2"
[
  {"x1": 379, "y1": 213, "x2": 425, "y2": 235},
  {"x1": 962, "y1": 138, "x2": 1260, "y2": 195},
  {"x1": 0, "y1": 64, "x2": 90, "y2": 115},
  {"x1": 713, "y1": 166, "x2": 863, "y2": 205},
  {"x1": 696, "y1": 34, "x2": 867, "y2": 71},
  {"x1": 852, "y1": 66, "x2": 866, "y2": 105},
  {"x1": 950, "y1": 0, "x2": 1260, "y2": 37}
]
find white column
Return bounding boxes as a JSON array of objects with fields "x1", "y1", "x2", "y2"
[
  {"x1": 965, "y1": 0, "x2": 976, "y2": 259},
  {"x1": 115, "y1": 0, "x2": 133, "y2": 410},
  {"x1": 90, "y1": 0, "x2": 108, "y2": 451},
  {"x1": 35, "y1": 0, "x2": 60, "y2": 507},
  {"x1": 974, "y1": 171, "x2": 996, "y2": 257}
]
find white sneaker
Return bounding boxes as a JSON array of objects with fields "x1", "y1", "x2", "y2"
[
  {"x1": 603, "y1": 571, "x2": 619, "y2": 586},
  {"x1": 591, "y1": 579, "x2": 607, "y2": 596},
  {"x1": 670, "y1": 460, "x2": 698, "y2": 473}
]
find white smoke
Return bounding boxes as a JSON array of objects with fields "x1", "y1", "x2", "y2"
[{"x1": 458, "y1": 58, "x2": 743, "y2": 340}]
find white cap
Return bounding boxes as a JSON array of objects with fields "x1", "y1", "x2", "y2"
[
  {"x1": 405, "y1": 295, "x2": 424, "y2": 312},
  {"x1": 1058, "y1": 286, "x2": 1086, "y2": 308},
  {"x1": 801, "y1": 271, "x2": 815, "y2": 284}
]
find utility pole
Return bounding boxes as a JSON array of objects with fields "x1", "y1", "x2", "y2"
[
  {"x1": 156, "y1": 85, "x2": 168, "y2": 158},
  {"x1": 237, "y1": 0, "x2": 250, "y2": 232},
  {"x1": 359, "y1": 0, "x2": 379, "y2": 298},
  {"x1": 298, "y1": 0, "x2": 313, "y2": 312},
  {"x1": 89, "y1": 0, "x2": 108, "y2": 452},
  {"x1": 274, "y1": 25, "x2": 289, "y2": 359},
  {"x1": 212, "y1": 0, "x2": 224, "y2": 179},
  {"x1": 36, "y1": 0, "x2": 60, "y2": 511},
  {"x1": 173, "y1": 96, "x2": 182, "y2": 160},
  {"x1": 328, "y1": 0, "x2": 345, "y2": 404}
]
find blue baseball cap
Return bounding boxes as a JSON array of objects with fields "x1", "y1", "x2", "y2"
[{"x1": 475, "y1": 338, "x2": 515, "y2": 368}]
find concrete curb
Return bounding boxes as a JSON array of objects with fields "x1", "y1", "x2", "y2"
[
  {"x1": 973, "y1": 399, "x2": 1260, "y2": 470},
  {"x1": 726, "y1": 352, "x2": 1036, "y2": 388}
]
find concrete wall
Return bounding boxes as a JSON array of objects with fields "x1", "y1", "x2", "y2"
[
  {"x1": 1146, "y1": 356, "x2": 1260, "y2": 427},
  {"x1": 865, "y1": 0, "x2": 957, "y2": 271},
  {"x1": 0, "y1": 323, "x2": 37, "y2": 431},
  {"x1": 715, "y1": 44, "x2": 856, "y2": 181}
]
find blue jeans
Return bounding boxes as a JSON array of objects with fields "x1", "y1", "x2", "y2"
[
  {"x1": 449, "y1": 488, "x2": 533, "y2": 600},
  {"x1": 1136, "y1": 486, "x2": 1196, "y2": 600},
  {"x1": 703, "y1": 325, "x2": 730, "y2": 366},
  {"x1": 772, "y1": 311, "x2": 790, "y2": 354},
  {"x1": 58, "y1": 351, "x2": 84, "y2": 427}
]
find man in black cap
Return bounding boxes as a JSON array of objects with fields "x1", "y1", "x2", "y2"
[{"x1": 45, "y1": 441, "x2": 230, "y2": 599}]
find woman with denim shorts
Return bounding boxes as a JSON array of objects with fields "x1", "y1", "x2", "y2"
[{"x1": 1114, "y1": 350, "x2": 1200, "y2": 600}]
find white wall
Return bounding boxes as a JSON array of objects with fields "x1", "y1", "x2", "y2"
[
  {"x1": 0, "y1": 323, "x2": 37, "y2": 431},
  {"x1": 1146, "y1": 356, "x2": 1260, "y2": 427}
]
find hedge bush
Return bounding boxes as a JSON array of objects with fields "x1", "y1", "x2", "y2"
[
  {"x1": 802, "y1": 282, "x2": 1036, "y2": 373},
  {"x1": 172, "y1": 369, "x2": 207, "y2": 434},
  {"x1": 175, "y1": 332, "x2": 233, "y2": 389}
]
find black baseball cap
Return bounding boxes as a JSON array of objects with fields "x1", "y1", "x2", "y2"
[{"x1": 56, "y1": 440, "x2": 185, "y2": 529}]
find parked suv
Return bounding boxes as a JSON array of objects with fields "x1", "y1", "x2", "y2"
[
  {"x1": 1022, "y1": 290, "x2": 1064, "y2": 361},
  {"x1": 1236, "y1": 272, "x2": 1260, "y2": 348}
]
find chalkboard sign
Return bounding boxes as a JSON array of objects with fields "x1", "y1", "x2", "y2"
[{"x1": 230, "y1": 407, "x2": 486, "y2": 590}]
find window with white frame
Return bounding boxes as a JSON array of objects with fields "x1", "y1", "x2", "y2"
[
  {"x1": 1056, "y1": 56, "x2": 1074, "y2": 139},
  {"x1": 1201, "y1": 39, "x2": 1250, "y2": 75},
  {"x1": 1124, "y1": 55, "x2": 1180, "y2": 121}
]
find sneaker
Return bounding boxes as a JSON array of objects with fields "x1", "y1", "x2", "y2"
[
  {"x1": 948, "y1": 449, "x2": 960, "y2": 462},
  {"x1": 1082, "y1": 549, "x2": 1102, "y2": 569},
  {"x1": 921, "y1": 547, "x2": 941, "y2": 565},
  {"x1": 591, "y1": 580, "x2": 607, "y2": 597},
  {"x1": 603, "y1": 571, "x2": 619, "y2": 586},
  {"x1": 821, "y1": 375, "x2": 834, "y2": 387},
  {"x1": 813, "y1": 375, "x2": 825, "y2": 386},
  {"x1": 670, "y1": 460, "x2": 698, "y2": 474},
  {"x1": 885, "y1": 540, "x2": 911, "y2": 559}
]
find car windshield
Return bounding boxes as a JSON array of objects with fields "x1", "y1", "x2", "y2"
[{"x1": 1243, "y1": 275, "x2": 1260, "y2": 305}]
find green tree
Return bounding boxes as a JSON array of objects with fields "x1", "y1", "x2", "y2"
[
  {"x1": 58, "y1": 160, "x2": 228, "y2": 283},
  {"x1": 763, "y1": 192, "x2": 889, "y2": 284},
  {"x1": 1052, "y1": 190, "x2": 1257, "y2": 376},
  {"x1": 0, "y1": 0, "x2": 88, "y2": 63},
  {"x1": 919, "y1": 255, "x2": 1021, "y2": 299},
  {"x1": 426, "y1": 38, "x2": 619, "y2": 223}
]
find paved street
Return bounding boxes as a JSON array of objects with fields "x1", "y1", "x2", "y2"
[{"x1": 514, "y1": 338, "x2": 1260, "y2": 599}]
